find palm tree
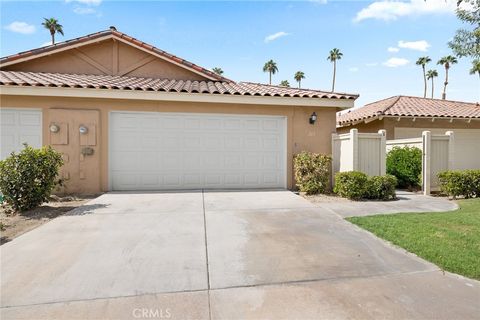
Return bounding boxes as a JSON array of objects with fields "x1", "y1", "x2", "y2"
[
  {"x1": 327, "y1": 48, "x2": 343, "y2": 92},
  {"x1": 416, "y1": 56, "x2": 431, "y2": 98},
  {"x1": 280, "y1": 80, "x2": 290, "y2": 87},
  {"x1": 42, "y1": 18, "x2": 64, "y2": 45},
  {"x1": 437, "y1": 55, "x2": 458, "y2": 100},
  {"x1": 263, "y1": 60, "x2": 278, "y2": 85},
  {"x1": 469, "y1": 59, "x2": 480, "y2": 79},
  {"x1": 426, "y1": 69, "x2": 438, "y2": 99},
  {"x1": 294, "y1": 71, "x2": 305, "y2": 88},
  {"x1": 212, "y1": 67, "x2": 224, "y2": 76}
]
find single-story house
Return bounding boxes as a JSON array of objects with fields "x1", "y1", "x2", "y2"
[
  {"x1": 337, "y1": 95, "x2": 480, "y2": 170},
  {"x1": 0, "y1": 27, "x2": 358, "y2": 194}
]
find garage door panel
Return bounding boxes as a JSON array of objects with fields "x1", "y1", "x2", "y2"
[
  {"x1": 225, "y1": 119, "x2": 241, "y2": 130},
  {"x1": 19, "y1": 112, "x2": 42, "y2": 126},
  {"x1": 1, "y1": 112, "x2": 15, "y2": 125},
  {"x1": 19, "y1": 134, "x2": 42, "y2": 147},
  {"x1": 162, "y1": 117, "x2": 183, "y2": 129},
  {"x1": 263, "y1": 119, "x2": 282, "y2": 131},
  {"x1": 1, "y1": 109, "x2": 42, "y2": 160},
  {"x1": 110, "y1": 112, "x2": 286, "y2": 190}
]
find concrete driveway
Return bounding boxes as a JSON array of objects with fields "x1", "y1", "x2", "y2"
[{"x1": 1, "y1": 191, "x2": 478, "y2": 319}]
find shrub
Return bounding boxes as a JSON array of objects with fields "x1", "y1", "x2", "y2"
[
  {"x1": 366, "y1": 175, "x2": 397, "y2": 201},
  {"x1": 0, "y1": 144, "x2": 64, "y2": 212},
  {"x1": 468, "y1": 170, "x2": 480, "y2": 197},
  {"x1": 334, "y1": 171, "x2": 368, "y2": 200},
  {"x1": 438, "y1": 170, "x2": 480, "y2": 199},
  {"x1": 386, "y1": 146, "x2": 422, "y2": 189},
  {"x1": 294, "y1": 151, "x2": 332, "y2": 195},
  {"x1": 334, "y1": 171, "x2": 397, "y2": 201}
]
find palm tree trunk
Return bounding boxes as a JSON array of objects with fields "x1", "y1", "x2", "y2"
[
  {"x1": 332, "y1": 61, "x2": 336, "y2": 92},
  {"x1": 431, "y1": 78, "x2": 434, "y2": 99},
  {"x1": 269, "y1": 72, "x2": 272, "y2": 85},
  {"x1": 423, "y1": 66, "x2": 427, "y2": 98},
  {"x1": 51, "y1": 32, "x2": 55, "y2": 45},
  {"x1": 442, "y1": 67, "x2": 448, "y2": 100}
]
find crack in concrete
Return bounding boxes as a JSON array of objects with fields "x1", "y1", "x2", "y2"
[
  {"x1": 0, "y1": 269, "x2": 445, "y2": 310},
  {"x1": 202, "y1": 189, "x2": 212, "y2": 320}
]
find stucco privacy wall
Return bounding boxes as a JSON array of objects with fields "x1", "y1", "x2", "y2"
[
  {"x1": 337, "y1": 118, "x2": 480, "y2": 139},
  {"x1": 2, "y1": 39, "x2": 208, "y2": 81},
  {"x1": 1, "y1": 95, "x2": 337, "y2": 193}
]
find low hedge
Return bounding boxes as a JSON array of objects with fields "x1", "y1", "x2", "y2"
[
  {"x1": 334, "y1": 171, "x2": 368, "y2": 200},
  {"x1": 437, "y1": 170, "x2": 480, "y2": 199},
  {"x1": 0, "y1": 144, "x2": 64, "y2": 211},
  {"x1": 334, "y1": 171, "x2": 397, "y2": 201},
  {"x1": 294, "y1": 151, "x2": 332, "y2": 195},
  {"x1": 366, "y1": 175, "x2": 398, "y2": 201}
]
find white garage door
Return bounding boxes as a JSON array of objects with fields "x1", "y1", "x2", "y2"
[
  {"x1": 1, "y1": 108, "x2": 42, "y2": 160},
  {"x1": 394, "y1": 127, "x2": 480, "y2": 170},
  {"x1": 109, "y1": 112, "x2": 287, "y2": 190}
]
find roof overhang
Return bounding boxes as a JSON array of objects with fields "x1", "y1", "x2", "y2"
[
  {"x1": 0, "y1": 35, "x2": 112, "y2": 68},
  {"x1": 337, "y1": 114, "x2": 480, "y2": 127},
  {"x1": 0, "y1": 86, "x2": 355, "y2": 108}
]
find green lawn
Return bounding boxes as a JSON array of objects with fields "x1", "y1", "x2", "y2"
[{"x1": 347, "y1": 199, "x2": 480, "y2": 280}]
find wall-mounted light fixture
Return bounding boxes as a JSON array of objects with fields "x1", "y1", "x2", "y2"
[
  {"x1": 79, "y1": 125, "x2": 88, "y2": 135},
  {"x1": 309, "y1": 112, "x2": 317, "y2": 125},
  {"x1": 49, "y1": 123, "x2": 60, "y2": 133}
]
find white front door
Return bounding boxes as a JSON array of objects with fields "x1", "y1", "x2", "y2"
[
  {"x1": 1, "y1": 108, "x2": 42, "y2": 160},
  {"x1": 109, "y1": 112, "x2": 287, "y2": 190}
]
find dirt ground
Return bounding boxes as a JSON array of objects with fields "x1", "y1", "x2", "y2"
[{"x1": 0, "y1": 196, "x2": 96, "y2": 245}]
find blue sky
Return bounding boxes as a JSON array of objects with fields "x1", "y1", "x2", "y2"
[{"x1": 1, "y1": 0, "x2": 479, "y2": 106}]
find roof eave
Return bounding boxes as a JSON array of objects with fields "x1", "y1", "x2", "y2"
[
  {"x1": 337, "y1": 114, "x2": 480, "y2": 127},
  {"x1": 0, "y1": 85, "x2": 356, "y2": 108}
]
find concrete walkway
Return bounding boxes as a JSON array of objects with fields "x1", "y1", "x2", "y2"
[
  {"x1": 1, "y1": 191, "x2": 478, "y2": 319},
  {"x1": 313, "y1": 190, "x2": 458, "y2": 217}
]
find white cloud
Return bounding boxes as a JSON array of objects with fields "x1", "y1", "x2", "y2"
[
  {"x1": 66, "y1": 0, "x2": 102, "y2": 5},
  {"x1": 349, "y1": 67, "x2": 359, "y2": 72},
  {"x1": 74, "y1": 7, "x2": 96, "y2": 14},
  {"x1": 264, "y1": 31, "x2": 290, "y2": 43},
  {"x1": 366, "y1": 62, "x2": 378, "y2": 67},
  {"x1": 40, "y1": 41, "x2": 52, "y2": 47},
  {"x1": 309, "y1": 0, "x2": 328, "y2": 4},
  {"x1": 354, "y1": 0, "x2": 456, "y2": 22},
  {"x1": 387, "y1": 46, "x2": 399, "y2": 53},
  {"x1": 398, "y1": 40, "x2": 430, "y2": 52},
  {"x1": 383, "y1": 57, "x2": 410, "y2": 67},
  {"x1": 4, "y1": 21, "x2": 36, "y2": 34}
]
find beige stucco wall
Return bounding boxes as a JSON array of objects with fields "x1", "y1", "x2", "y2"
[
  {"x1": 1, "y1": 94, "x2": 338, "y2": 193},
  {"x1": 1, "y1": 39, "x2": 209, "y2": 81},
  {"x1": 338, "y1": 117, "x2": 480, "y2": 139}
]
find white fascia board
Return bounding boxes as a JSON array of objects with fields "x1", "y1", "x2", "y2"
[{"x1": 0, "y1": 86, "x2": 355, "y2": 108}]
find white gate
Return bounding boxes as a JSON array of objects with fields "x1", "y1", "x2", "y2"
[{"x1": 386, "y1": 131, "x2": 454, "y2": 195}]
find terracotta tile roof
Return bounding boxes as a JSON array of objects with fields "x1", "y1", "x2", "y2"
[
  {"x1": 337, "y1": 95, "x2": 480, "y2": 126},
  {"x1": 0, "y1": 71, "x2": 358, "y2": 100},
  {"x1": 0, "y1": 27, "x2": 229, "y2": 82}
]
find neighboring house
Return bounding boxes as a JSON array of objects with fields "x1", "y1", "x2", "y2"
[
  {"x1": 0, "y1": 27, "x2": 358, "y2": 193},
  {"x1": 337, "y1": 95, "x2": 480, "y2": 170}
]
